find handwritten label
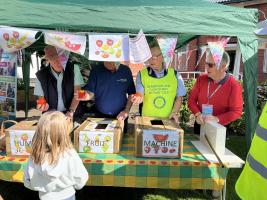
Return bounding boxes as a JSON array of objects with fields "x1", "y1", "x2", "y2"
[
  {"x1": 10, "y1": 130, "x2": 35, "y2": 155},
  {"x1": 142, "y1": 130, "x2": 179, "y2": 157}
]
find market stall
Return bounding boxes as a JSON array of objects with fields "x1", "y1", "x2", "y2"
[{"x1": 0, "y1": 0, "x2": 259, "y2": 147}]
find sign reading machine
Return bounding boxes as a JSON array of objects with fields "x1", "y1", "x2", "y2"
[{"x1": 142, "y1": 130, "x2": 179, "y2": 157}]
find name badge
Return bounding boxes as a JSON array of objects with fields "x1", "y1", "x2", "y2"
[{"x1": 202, "y1": 104, "x2": 213, "y2": 116}]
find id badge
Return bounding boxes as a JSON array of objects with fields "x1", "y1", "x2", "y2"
[{"x1": 202, "y1": 104, "x2": 213, "y2": 116}]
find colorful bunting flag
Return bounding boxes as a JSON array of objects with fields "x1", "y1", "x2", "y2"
[
  {"x1": 207, "y1": 36, "x2": 230, "y2": 69},
  {"x1": 89, "y1": 33, "x2": 129, "y2": 62},
  {"x1": 156, "y1": 35, "x2": 178, "y2": 68},
  {"x1": 0, "y1": 27, "x2": 38, "y2": 53},
  {"x1": 45, "y1": 31, "x2": 86, "y2": 55}
]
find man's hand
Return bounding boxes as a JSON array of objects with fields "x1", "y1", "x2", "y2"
[
  {"x1": 36, "y1": 103, "x2": 49, "y2": 112},
  {"x1": 74, "y1": 90, "x2": 92, "y2": 101},
  {"x1": 131, "y1": 93, "x2": 143, "y2": 104},
  {"x1": 169, "y1": 112, "x2": 179, "y2": 123},
  {"x1": 117, "y1": 110, "x2": 128, "y2": 121}
]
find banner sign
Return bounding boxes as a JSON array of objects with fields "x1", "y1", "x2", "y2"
[
  {"x1": 0, "y1": 27, "x2": 38, "y2": 52},
  {"x1": 45, "y1": 31, "x2": 86, "y2": 55},
  {"x1": 89, "y1": 33, "x2": 129, "y2": 61}
]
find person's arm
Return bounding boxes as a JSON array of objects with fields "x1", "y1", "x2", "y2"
[
  {"x1": 76, "y1": 66, "x2": 96, "y2": 101},
  {"x1": 131, "y1": 71, "x2": 144, "y2": 104},
  {"x1": 117, "y1": 69, "x2": 136, "y2": 120},
  {"x1": 71, "y1": 149, "x2": 89, "y2": 190},
  {"x1": 188, "y1": 77, "x2": 205, "y2": 125},
  {"x1": 169, "y1": 72, "x2": 186, "y2": 122},
  {"x1": 66, "y1": 65, "x2": 84, "y2": 118},
  {"x1": 169, "y1": 96, "x2": 183, "y2": 123},
  {"x1": 34, "y1": 79, "x2": 49, "y2": 112},
  {"x1": 215, "y1": 80, "x2": 243, "y2": 125},
  {"x1": 188, "y1": 77, "x2": 201, "y2": 115}
]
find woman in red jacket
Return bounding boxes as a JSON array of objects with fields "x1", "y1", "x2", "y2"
[{"x1": 188, "y1": 49, "x2": 243, "y2": 134}]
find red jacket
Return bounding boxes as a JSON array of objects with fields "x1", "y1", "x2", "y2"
[{"x1": 188, "y1": 74, "x2": 243, "y2": 125}]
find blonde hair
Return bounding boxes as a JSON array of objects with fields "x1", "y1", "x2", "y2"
[{"x1": 31, "y1": 111, "x2": 72, "y2": 165}]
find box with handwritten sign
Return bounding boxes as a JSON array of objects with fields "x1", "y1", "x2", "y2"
[
  {"x1": 135, "y1": 117, "x2": 183, "y2": 158},
  {"x1": 5, "y1": 120, "x2": 38, "y2": 156},
  {"x1": 74, "y1": 118, "x2": 124, "y2": 154}
]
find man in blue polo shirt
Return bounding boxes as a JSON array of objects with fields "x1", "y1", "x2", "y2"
[{"x1": 77, "y1": 61, "x2": 136, "y2": 132}]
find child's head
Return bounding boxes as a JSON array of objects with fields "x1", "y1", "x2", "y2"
[{"x1": 31, "y1": 111, "x2": 72, "y2": 165}]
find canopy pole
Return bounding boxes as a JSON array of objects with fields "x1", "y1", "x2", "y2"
[
  {"x1": 238, "y1": 36, "x2": 258, "y2": 150},
  {"x1": 22, "y1": 50, "x2": 31, "y2": 118}
]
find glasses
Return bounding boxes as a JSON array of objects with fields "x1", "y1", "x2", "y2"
[
  {"x1": 206, "y1": 62, "x2": 216, "y2": 68},
  {"x1": 150, "y1": 53, "x2": 162, "y2": 60}
]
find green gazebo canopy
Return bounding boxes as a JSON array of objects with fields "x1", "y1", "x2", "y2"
[{"x1": 0, "y1": 0, "x2": 259, "y2": 148}]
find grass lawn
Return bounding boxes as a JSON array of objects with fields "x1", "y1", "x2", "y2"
[{"x1": 0, "y1": 134, "x2": 246, "y2": 200}]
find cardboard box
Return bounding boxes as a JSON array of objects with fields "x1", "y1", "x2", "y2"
[
  {"x1": 74, "y1": 118, "x2": 124, "y2": 154},
  {"x1": 135, "y1": 117, "x2": 184, "y2": 158},
  {"x1": 5, "y1": 120, "x2": 38, "y2": 156}
]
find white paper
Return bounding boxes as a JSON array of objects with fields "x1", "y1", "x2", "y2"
[
  {"x1": 129, "y1": 30, "x2": 151, "y2": 64},
  {"x1": 10, "y1": 130, "x2": 35, "y2": 155},
  {"x1": 142, "y1": 130, "x2": 179, "y2": 157},
  {"x1": 89, "y1": 33, "x2": 129, "y2": 61},
  {"x1": 79, "y1": 131, "x2": 114, "y2": 153},
  {"x1": 44, "y1": 31, "x2": 86, "y2": 55}
]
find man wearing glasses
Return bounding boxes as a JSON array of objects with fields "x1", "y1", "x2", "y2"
[
  {"x1": 132, "y1": 38, "x2": 186, "y2": 122},
  {"x1": 34, "y1": 45, "x2": 84, "y2": 119},
  {"x1": 188, "y1": 49, "x2": 243, "y2": 134}
]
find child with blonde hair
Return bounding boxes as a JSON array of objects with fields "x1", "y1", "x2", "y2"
[{"x1": 23, "y1": 111, "x2": 88, "y2": 200}]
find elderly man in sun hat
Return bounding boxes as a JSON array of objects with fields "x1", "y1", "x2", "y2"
[{"x1": 34, "y1": 45, "x2": 84, "y2": 118}]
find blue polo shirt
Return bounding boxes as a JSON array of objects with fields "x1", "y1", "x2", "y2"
[{"x1": 85, "y1": 63, "x2": 136, "y2": 116}]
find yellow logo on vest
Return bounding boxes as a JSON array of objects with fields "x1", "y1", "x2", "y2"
[{"x1": 153, "y1": 96, "x2": 166, "y2": 109}]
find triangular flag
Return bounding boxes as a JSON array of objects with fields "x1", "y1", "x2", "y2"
[
  {"x1": 0, "y1": 26, "x2": 39, "y2": 53},
  {"x1": 156, "y1": 35, "x2": 178, "y2": 68},
  {"x1": 44, "y1": 31, "x2": 86, "y2": 55},
  {"x1": 55, "y1": 47, "x2": 70, "y2": 70},
  {"x1": 207, "y1": 36, "x2": 230, "y2": 69}
]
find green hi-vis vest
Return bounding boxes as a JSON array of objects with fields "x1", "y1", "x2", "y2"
[
  {"x1": 235, "y1": 103, "x2": 267, "y2": 200},
  {"x1": 140, "y1": 68, "x2": 178, "y2": 118}
]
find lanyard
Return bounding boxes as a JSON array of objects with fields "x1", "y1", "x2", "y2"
[{"x1": 207, "y1": 80, "x2": 222, "y2": 104}]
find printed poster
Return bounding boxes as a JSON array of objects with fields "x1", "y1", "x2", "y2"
[
  {"x1": 0, "y1": 49, "x2": 17, "y2": 122},
  {"x1": 0, "y1": 26, "x2": 38, "y2": 52},
  {"x1": 142, "y1": 130, "x2": 179, "y2": 157},
  {"x1": 89, "y1": 33, "x2": 129, "y2": 61},
  {"x1": 79, "y1": 131, "x2": 114, "y2": 153},
  {"x1": 10, "y1": 130, "x2": 35, "y2": 155},
  {"x1": 45, "y1": 31, "x2": 86, "y2": 55},
  {"x1": 129, "y1": 30, "x2": 151, "y2": 64}
]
